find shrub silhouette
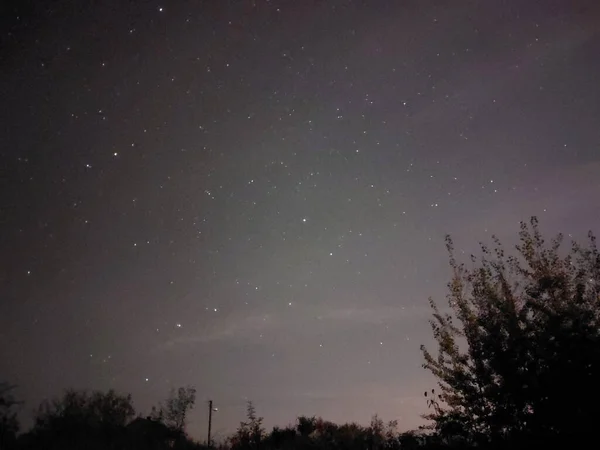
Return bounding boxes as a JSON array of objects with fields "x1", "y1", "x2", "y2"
[
  {"x1": 17, "y1": 387, "x2": 205, "y2": 450},
  {"x1": 7, "y1": 217, "x2": 600, "y2": 450}
]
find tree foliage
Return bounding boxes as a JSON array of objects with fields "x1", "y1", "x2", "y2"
[
  {"x1": 16, "y1": 387, "x2": 206, "y2": 450},
  {"x1": 421, "y1": 217, "x2": 600, "y2": 447},
  {"x1": 33, "y1": 389, "x2": 135, "y2": 430},
  {"x1": 23, "y1": 389, "x2": 135, "y2": 449},
  {"x1": 6, "y1": 217, "x2": 600, "y2": 450},
  {"x1": 0, "y1": 382, "x2": 21, "y2": 449},
  {"x1": 153, "y1": 386, "x2": 197, "y2": 435},
  {"x1": 230, "y1": 401, "x2": 265, "y2": 450},
  {"x1": 230, "y1": 409, "x2": 406, "y2": 450}
]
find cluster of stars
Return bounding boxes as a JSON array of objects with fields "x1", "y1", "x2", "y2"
[{"x1": 3, "y1": 0, "x2": 596, "y2": 436}]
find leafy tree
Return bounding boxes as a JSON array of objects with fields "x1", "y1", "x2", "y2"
[
  {"x1": 26, "y1": 389, "x2": 135, "y2": 449},
  {"x1": 296, "y1": 415, "x2": 317, "y2": 438},
  {"x1": 397, "y1": 430, "x2": 427, "y2": 450},
  {"x1": 34, "y1": 388, "x2": 135, "y2": 429},
  {"x1": 230, "y1": 401, "x2": 265, "y2": 450},
  {"x1": 335, "y1": 422, "x2": 365, "y2": 450},
  {"x1": 0, "y1": 382, "x2": 20, "y2": 449},
  {"x1": 421, "y1": 217, "x2": 600, "y2": 447},
  {"x1": 228, "y1": 414, "x2": 406, "y2": 450},
  {"x1": 367, "y1": 415, "x2": 384, "y2": 450},
  {"x1": 264, "y1": 425, "x2": 296, "y2": 450},
  {"x1": 312, "y1": 418, "x2": 338, "y2": 450},
  {"x1": 367, "y1": 415, "x2": 400, "y2": 450},
  {"x1": 153, "y1": 386, "x2": 197, "y2": 435}
]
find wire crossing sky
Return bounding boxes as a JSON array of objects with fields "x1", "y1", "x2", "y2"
[{"x1": 1, "y1": 0, "x2": 600, "y2": 440}]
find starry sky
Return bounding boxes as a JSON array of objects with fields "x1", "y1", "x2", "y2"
[{"x1": 1, "y1": 0, "x2": 600, "y2": 441}]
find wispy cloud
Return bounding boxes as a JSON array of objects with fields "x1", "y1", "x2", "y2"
[
  {"x1": 157, "y1": 313, "x2": 278, "y2": 349},
  {"x1": 157, "y1": 305, "x2": 429, "y2": 350},
  {"x1": 314, "y1": 305, "x2": 430, "y2": 324}
]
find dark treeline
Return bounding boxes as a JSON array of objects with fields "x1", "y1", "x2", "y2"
[{"x1": 2, "y1": 218, "x2": 599, "y2": 450}]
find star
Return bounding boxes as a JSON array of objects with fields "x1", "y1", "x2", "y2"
[{"x1": 3, "y1": 0, "x2": 599, "y2": 439}]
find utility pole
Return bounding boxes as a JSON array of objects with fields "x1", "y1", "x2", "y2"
[{"x1": 208, "y1": 400, "x2": 214, "y2": 448}]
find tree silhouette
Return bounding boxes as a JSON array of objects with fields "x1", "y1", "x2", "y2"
[
  {"x1": 153, "y1": 386, "x2": 197, "y2": 435},
  {"x1": 18, "y1": 388, "x2": 207, "y2": 450},
  {"x1": 230, "y1": 414, "x2": 405, "y2": 450},
  {"x1": 25, "y1": 389, "x2": 135, "y2": 449},
  {"x1": 335, "y1": 422, "x2": 365, "y2": 450},
  {"x1": 264, "y1": 425, "x2": 296, "y2": 450},
  {"x1": 367, "y1": 415, "x2": 400, "y2": 450},
  {"x1": 230, "y1": 401, "x2": 265, "y2": 450},
  {"x1": 312, "y1": 418, "x2": 338, "y2": 450},
  {"x1": 296, "y1": 416, "x2": 317, "y2": 438},
  {"x1": 0, "y1": 382, "x2": 20, "y2": 449},
  {"x1": 397, "y1": 430, "x2": 428, "y2": 450},
  {"x1": 421, "y1": 217, "x2": 600, "y2": 448}
]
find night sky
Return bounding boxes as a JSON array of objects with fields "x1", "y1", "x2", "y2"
[{"x1": 2, "y1": 0, "x2": 600, "y2": 441}]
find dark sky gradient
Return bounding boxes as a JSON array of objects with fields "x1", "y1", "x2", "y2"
[{"x1": 2, "y1": 0, "x2": 600, "y2": 441}]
